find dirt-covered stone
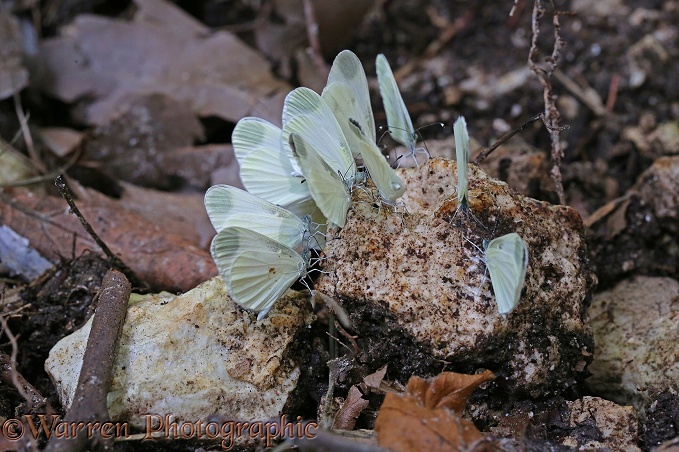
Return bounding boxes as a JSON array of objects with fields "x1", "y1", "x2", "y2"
[
  {"x1": 316, "y1": 158, "x2": 594, "y2": 399},
  {"x1": 46, "y1": 277, "x2": 314, "y2": 434},
  {"x1": 588, "y1": 276, "x2": 679, "y2": 409}
]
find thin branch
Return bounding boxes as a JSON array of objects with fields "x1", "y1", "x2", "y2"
[
  {"x1": 13, "y1": 93, "x2": 47, "y2": 175},
  {"x1": 528, "y1": 0, "x2": 566, "y2": 204},
  {"x1": 474, "y1": 114, "x2": 542, "y2": 165},
  {"x1": 45, "y1": 269, "x2": 131, "y2": 452},
  {"x1": 54, "y1": 175, "x2": 147, "y2": 290}
]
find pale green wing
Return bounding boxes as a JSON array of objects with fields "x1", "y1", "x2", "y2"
[
  {"x1": 210, "y1": 226, "x2": 306, "y2": 320},
  {"x1": 205, "y1": 185, "x2": 306, "y2": 250},
  {"x1": 454, "y1": 116, "x2": 469, "y2": 209},
  {"x1": 321, "y1": 52, "x2": 405, "y2": 201},
  {"x1": 376, "y1": 54, "x2": 416, "y2": 151},
  {"x1": 351, "y1": 132, "x2": 405, "y2": 201},
  {"x1": 485, "y1": 233, "x2": 529, "y2": 316},
  {"x1": 232, "y1": 117, "x2": 309, "y2": 206},
  {"x1": 289, "y1": 133, "x2": 352, "y2": 228},
  {"x1": 282, "y1": 87, "x2": 355, "y2": 175},
  {"x1": 322, "y1": 50, "x2": 377, "y2": 148}
]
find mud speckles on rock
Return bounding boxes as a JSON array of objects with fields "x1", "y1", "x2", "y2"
[
  {"x1": 45, "y1": 277, "x2": 313, "y2": 431},
  {"x1": 316, "y1": 158, "x2": 594, "y2": 398}
]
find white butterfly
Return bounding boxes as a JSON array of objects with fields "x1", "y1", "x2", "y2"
[
  {"x1": 210, "y1": 226, "x2": 307, "y2": 320},
  {"x1": 454, "y1": 116, "x2": 470, "y2": 211},
  {"x1": 376, "y1": 54, "x2": 426, "y2": 161},
  {"x1": 283, "y1": 88, "x2": 357, "y2": 227},
  {"x1": 321, "y1": 50, "x2": 405, "y2": 201},
  {"x1": 484, "y1": 232, "x2": 529, "y2": 316},
  {"x1": 204, "y1": 185, "x2": 311, "y2": 251},
  {"x1": 231, "y1": 117, "x2": 310, "y2": 207},
  {"x1": 289, "y1": 132, "x2": 355, "y2": 228}
]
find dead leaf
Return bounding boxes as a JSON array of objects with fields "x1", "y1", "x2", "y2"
[
  {"x1": 0, "y1": 185, "x2": 216, "y2": 292},
  {"x1": 0, "y1": 138, "x2": 37, "y2": 186},
  {"x1": 363, "y1": 365, "x2": 388, "y2": 391},
  {"x1": 160, "y1": 144, "x2": 242, "y2": 191},
  {"x1": 374, "y1": 370, "x2": 496, "y2": 452},
  {"x1": 39, "y1": 127, "x2": 84, "y2": 158},
  {"x1": 134, "y1": 0, "x2": 209, "y2": 38},
  {"x1": 332, "y1": 385, "x2": 369, "y2": 430},
  {"x1": 375, "y1": 392, "x2": 490, "y2": 452},
  {"x1": 407, "y1": 370, "x2": 495, "y2": 414},
  {"x1": 33, "y1": 2, "x2": 291, "y2": 126},
  {"x1": 0, "y1": 12, "x2": 28, "y2": 100},
  {"x1": 80, "y1": 94, "x2": 204, "y2": 189},
  {"x1": 119, "y1": 182, "x2": 214, "y2": 249}
]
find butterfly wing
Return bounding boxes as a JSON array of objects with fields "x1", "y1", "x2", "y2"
[
  {"x1": 352, "y1": 133, "x2": 405, "y2": 201},
  {"x1": 282, "y1": 87, "x2": 355, "y2": 174},
  {"x1": 453, "y1": 116, "x2": 470, "y2": 209},
  {"x1": 289, "y1": 133, "x2": 352, "y2": 228},
  {"x1": 322, "y1": 50, "x2": 377, "y2": 149},
  {"x1": 322, "y1": 51, "x2": 405, "y2": 201},
  {"x1": 204, "y1": 185, "x2": 306, "y2": 250},
  {"x1": 485, "y1": 233, "x2": 529, "y2": 316},
  {"x1": 376, "y1": 54, "x2": 416, "y2": 151},
  {"x1": 211, "y1": 226, "x2": 306, "y2": 320},
  {"x1": 232, "y1": 117, "x2": 310, "y2": 206}
]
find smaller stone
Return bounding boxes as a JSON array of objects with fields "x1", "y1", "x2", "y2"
[
  {"x1": 46, "y1": 277, "x2": 313, "y2": 432},
  {"x1": 588, "y1": 276, "x2": 679, "y2": 408},
  {"x1": 563, "y1": 397, "x2": 640, "y2": 452}
]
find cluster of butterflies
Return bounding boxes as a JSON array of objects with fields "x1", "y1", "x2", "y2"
[{"x1": 204, "y1": 50, "x2": 530, "y2": 320}]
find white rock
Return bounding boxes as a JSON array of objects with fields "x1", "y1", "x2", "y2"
[
  {"x1": 46, "y1": 277, "x2": 313, "y2": 429},
  {"x1": 588, "y1": 276, "x2": 679, "y2": 408}
]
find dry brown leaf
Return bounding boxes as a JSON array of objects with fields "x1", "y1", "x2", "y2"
[
  {"x1": 374, "y1": 371, "x2": 496, "y2": 452},
  {"x1": 33, "y1": 1, "x2": 291, "y2": 126},
  {"x1": 160, "y1": 144, "x2": 242, "y2": 191},
  {"x1": 375, "y1": 392, "x2": 490, "y2": 452},
  {"x1": 39, "y1": 127, "x2": 84, "y2": 158},
  {"x1": 363, "y1": 365, "x2": 388, "y2": 391},
  {"x1": 133, "y1": 0, "x2": 209, "y2": 37},
  {"x1": 0, "y1": 186, "x2": 216, "y2": 292},
  {"x1": 119, "y1": 183, "x2": 214, "y2": 249},
  {"x1": 0, "y1": 12, "x2": 28, "y2": 100},
  {"x1": 331, "y1": 385, "x2": 369, "y2": 430},
  {"x1": 407, "y1": 370, "x2": 495, "y2": 414},
  {"x1": 80, "y1": 94, "x2": 204, "y2": 189}
]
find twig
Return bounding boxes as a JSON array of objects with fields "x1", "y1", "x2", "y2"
[
  {"x1": 54, "y1": 175, "x2": 147, "y2": 290},
  {"x1": 302, "y1": 0, "x2": 329, "y2": 81},
  {"x1": 606, "y1": 73, "x2": 621, "y2": 112},
  {"x1": 45, "y1": 269, "x2": 131, "y2": 452},
  {"x1": 0, "y1": 316, "x2": 52, "y2": 413},
  {"x1": 552, "y1": 68, "x2": 607, "y2": 116},
  {"x1": 474, "y1": 114, "x2": 542, "y2": 165},
  {"x1": 423, "y1": 6, "x2": 474, "y2": 58},
  {"x1": 13, "y1": 93, "x2": 48, "y2": 175},
  {"x1": 528, "y1": 0, "x2": 566, "y2": 204}
]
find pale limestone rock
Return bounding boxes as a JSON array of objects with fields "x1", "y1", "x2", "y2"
[
  {"x1": 588, "y1": 276, "x2": 679, "y2": 408},
  {"x1": 316, "y1": 158, "x2": 593, "y2": 397},
  {"x1": 46, "y1": 277, "x2": 313, "y2": 429},
  {"x1": 563, "y1": 397, "x2": 640, "y2": 452}
]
